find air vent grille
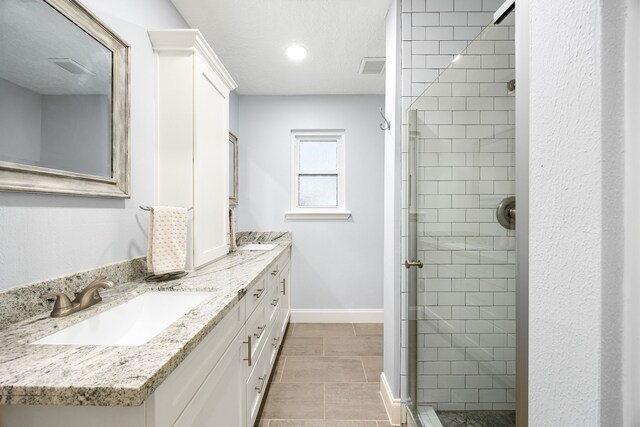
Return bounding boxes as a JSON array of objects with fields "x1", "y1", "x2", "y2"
[{"x1": 359, "y1": 57, "x2": 385, "y2": 75}]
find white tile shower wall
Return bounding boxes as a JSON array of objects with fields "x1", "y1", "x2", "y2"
[{"x1": 400, "y1": 0, "x2": 515, "y2": 411}]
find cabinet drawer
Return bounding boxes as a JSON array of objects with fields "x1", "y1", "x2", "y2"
[
  {"x1": 146, "y1": 300, "x2": 245, "y2": 427},
  {"x1": 277, "y1": 303, "x2": 290, "y2": 339},
  {"x1": 245, "y1": 275, "x2": 268, "y2": 317},
  {"x1": 266, "y1": 312, "x2": 283, "y2": 372},
  {"x1": 266, "y1": 285, "x2": 281, "y2": 325},
  {"x1": 245, "y1": 304, "x2": 268, "y2": 365},
  {"x1": 246, "y1": 341, "x2": 269, "y2": 427}
]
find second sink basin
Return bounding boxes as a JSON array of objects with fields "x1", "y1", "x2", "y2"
[
  {"x1": 33, "y1": 291, "x2": 214, "y2": 346},
  {"x1": 239, "y1": 244, "x2": 278, "y2": 251}
]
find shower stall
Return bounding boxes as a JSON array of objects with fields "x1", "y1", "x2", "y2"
[{"x1": 406, "y1": 10, "x2": 517, "y2": 427}]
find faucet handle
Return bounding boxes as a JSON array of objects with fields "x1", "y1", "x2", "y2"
[{"x1": 42, "y1": 292, "x2": 73, "y2": 311}]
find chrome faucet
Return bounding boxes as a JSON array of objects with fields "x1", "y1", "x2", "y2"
[{"x1": 42, "y1": 277, "x2": 115, "y2": 317}]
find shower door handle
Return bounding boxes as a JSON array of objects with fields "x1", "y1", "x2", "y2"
[{"x1": 404, "y1": 260, "x2": 423, "y2": 269}]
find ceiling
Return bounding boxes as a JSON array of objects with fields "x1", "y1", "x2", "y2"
[
  {"x1": 0, "y1": 0, "x2": 111, "y2": 95},
  {"x1": 170, "y1": 0, "x2": 390, "y2": 95}
]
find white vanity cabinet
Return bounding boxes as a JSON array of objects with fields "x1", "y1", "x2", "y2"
[
  {"x1": 149, "y1": 30, "x2": 237, "y2": 270},
  {"x1": 0, "y1": 250, "x2": 291, "y2": 427}
]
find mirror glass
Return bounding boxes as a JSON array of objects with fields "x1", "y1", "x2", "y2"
[{"x1": 0, "y1": 0, "x2": 113, "y2": 178}]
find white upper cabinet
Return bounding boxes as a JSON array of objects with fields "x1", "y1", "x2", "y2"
[{"x1": 149, "y1": 30, "x2": 237, "y2": 269}]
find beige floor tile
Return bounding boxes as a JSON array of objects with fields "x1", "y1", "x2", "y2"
[
  {"x1": 353, "y1": 323, "x2": 384, "y2": 336},
  {"x1": 281, "y1": 356, "x2": 366, "y2": 383},
  {"x1": 324, "y1": 383, "x2": 388, "y2": 420},
  {"x1": 261, "y1": 383, "x2": 325, "y2": 419},
  {"x1": 267, "y1": 421, "x2": 325, "y2": 427},
  {"x1": 267, "y1": 421, "x2": 379, "y2": 427},
  {"x1": 285, "y1": 323, "x2": 295, "y2": 337},
  {"x1": 255, "y1": 420, "x2": 270, "y2": 427},
  {"x1": 271, "y1": 356, "x2": 286, "y2": 383},
  {"x1": 324, "y1": 336, "x2": 383, "y2": 357},
  {"x1": 361, "y1": 356, "x2": 383, "y2": 382},
  {"x1": 281, "y1": 337, "x2": 324, "y2": 356},
  {"x1": 376, "y1": 422, "x2": 394, "y2": 427},
  {"x1": 323, "y1": 421, "x2": 379, "y2": 427},
  {"x1": 293, "y1": 323, "x2": 355, "y2": 337}
]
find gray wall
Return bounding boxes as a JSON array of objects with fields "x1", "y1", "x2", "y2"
[
  {"x1": 236, "y1": 95, "x2": 384, "y2": 310},
  {"x1": 0, "y1": 0, "x2": 188, "y2": 291},
  {"x1": 0, "y1": 77, "x2": 42, "y2": 165},
  {"x1": 229, "y1": 90, "x2": 239, "y2": 136},
  {"x1": 0, "y1": 79, "x2": 111, "y2": 176},
  {"x1": 40, "y1": 95, "x2": 111, "y2": 177}
]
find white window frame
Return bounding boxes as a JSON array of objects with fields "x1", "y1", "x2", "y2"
[{"x1": 285, "y1": 129, "x2": 351, "y2": 220}]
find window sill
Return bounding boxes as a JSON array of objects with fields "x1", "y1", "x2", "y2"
[{"x1": 284, "y1": 211, "x2": 352, "y2": 220}]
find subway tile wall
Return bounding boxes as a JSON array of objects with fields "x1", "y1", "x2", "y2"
[{"x1": 400, "y1": 0, "x2": 516, "y2": 412}]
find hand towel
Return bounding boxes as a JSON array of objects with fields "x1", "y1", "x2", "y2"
[{"x1": 147, "y1": 206, "x2": 188, "y2": 275}]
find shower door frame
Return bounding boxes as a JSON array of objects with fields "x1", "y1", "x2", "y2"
[
  {"x1": 514, "y1": 0, "x2": 529, "y2": 425},
  {"x1": 403, "y1": 2, "x2": 530, "y2": 424}
]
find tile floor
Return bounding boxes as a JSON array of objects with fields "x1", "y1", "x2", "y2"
[{"x1": 256, "y1": 323, "x2": 392, "y2": 427}]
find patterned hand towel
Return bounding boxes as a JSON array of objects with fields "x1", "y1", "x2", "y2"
[{"x1": 147, "y1": 206, "x2": 188, "y2": 275}]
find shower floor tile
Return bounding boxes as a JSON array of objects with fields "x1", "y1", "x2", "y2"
[{"x1": 435, "y1": 410, "x2": 515, "y2": 427}]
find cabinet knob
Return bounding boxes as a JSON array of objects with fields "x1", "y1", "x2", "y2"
[
  {"x1": 254, "y1": 324, "x2": 266, "y2": 339},
  {"x1": 255, "y1": 375, "x2": 267, "y2": 393}
]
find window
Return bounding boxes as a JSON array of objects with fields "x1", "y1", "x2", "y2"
[{"x1": 285, "y1": 130, "x2": 351, "y2": 220}]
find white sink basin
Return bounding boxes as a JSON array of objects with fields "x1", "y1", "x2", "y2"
[
  {"x1": 239, "y1": 244, "x2": 278, "y2": 251},
  {"x1": 33, "y1": 292, "x2": 214, "y2": 346}
]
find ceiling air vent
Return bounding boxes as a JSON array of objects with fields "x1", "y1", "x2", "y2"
[{"x1": 359, "y1": 57, "x2": 385, "y2": 75}]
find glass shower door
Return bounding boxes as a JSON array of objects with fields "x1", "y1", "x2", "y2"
[{"x1": 407, "y1": 17, "x2": 516, "y2": 427}]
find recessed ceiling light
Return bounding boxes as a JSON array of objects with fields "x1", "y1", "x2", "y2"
[{"x1": 286, "y1": 45, "x2": 307, "y2": 61}]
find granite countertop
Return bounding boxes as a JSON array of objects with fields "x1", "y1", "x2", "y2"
[{"x1": 0, "y1": 232, "x2": 291, "y2": 407}]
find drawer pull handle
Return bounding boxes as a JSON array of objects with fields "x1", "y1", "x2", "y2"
[
  {"x1": 242, "y1": 335, "x2": 252, "y2": 366},
  {"x1": 254, "y1": 324, "x2": 266, "y2": 339},
  {"x1": 255, "y1": 375, "x2": 267, "y2": 393},
  {"x1": 272, "y1": 336, "x2": 280, "y2": 348},
  {"x1": 270, "y1": 270, "x2": 278, "y2": 276},
  {"x1": 281, "y1": 278, "x2": 286, "y2": 295},
  {"x1": 253, "y1": 288, "x2": 265, "y2": 298},
  {"x1": 271, "y1": 298, "x2": 279, "y2": 307}
]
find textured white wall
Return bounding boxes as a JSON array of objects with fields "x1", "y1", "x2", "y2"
[
  {"x1": 383, "y1": 0, "x2": 403, "y2": 399},
  {"x1": 236, "y1": 95, "x2": 384, "y2": 311},
  {"x1": 528, "y1": 0, "x2": 625, "y2": 425},
  {"x1": 0, "y1": 0, "x2": 188, "y2": 290},
  {"x1": 624, "y1": 2, "x2": 640, "y2": 425}
]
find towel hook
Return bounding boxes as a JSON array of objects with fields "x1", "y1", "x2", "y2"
[{"x1": 379, "y1": 108, "x2": 391, "y2": 131}]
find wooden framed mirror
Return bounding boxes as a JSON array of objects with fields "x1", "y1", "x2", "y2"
[{"x1": 0, "y1": 0, "x2": 130, "y2": 197}]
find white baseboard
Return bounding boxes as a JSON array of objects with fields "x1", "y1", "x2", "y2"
[
  {"x1": 380, "y1": 372, "x2": 403, "y2": 426},
  {"x1": 289, "y1": 309, "x2": 384, "y2": 323}
]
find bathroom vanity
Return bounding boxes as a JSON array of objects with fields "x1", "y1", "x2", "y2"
[{"x1": 0, "y1": 233, "x2": 291, "y2": 427}]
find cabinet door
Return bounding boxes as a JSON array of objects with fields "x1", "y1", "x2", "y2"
[
  {"x1": 193, "y1": 55, "x2": 229, "y2": 267},
  {"x1": 174, "y1": 327, "x2": 247, "y2": 427}
]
